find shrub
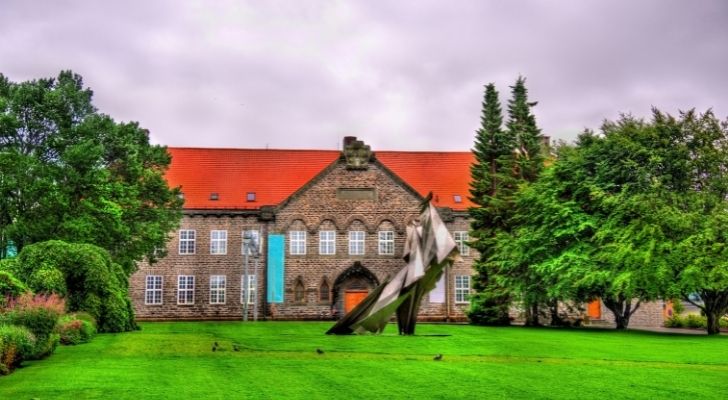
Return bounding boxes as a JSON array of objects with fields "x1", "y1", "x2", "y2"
[
  {"x1": 0, "y1": 270, "x2": 29, "y2": 301},
  {"x1": 0, "y1": 324, "x2": 36, "y2": 374},
  {"x1": 14, "y1": 240, "x2": 137, "y2": 332},
  {"x1": 4, "y1": 293, "x2": 64, "y2": 359},
  {"x1": 57, "y1": 314, "x2": 96, "y2": 345},
  {"x1": 664, "y1": 314, "x2": 728, "y2": 330},
  {"x1": 684, "y1": 314, "x2": 705, "y2": 329},
  {"x1": 664, "y1": 316, "x2": 683, "y2": 328}
]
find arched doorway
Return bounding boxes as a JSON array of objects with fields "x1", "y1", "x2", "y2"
[{"x1": 332, "y1": 262, "x2": 379, "y2": 318}]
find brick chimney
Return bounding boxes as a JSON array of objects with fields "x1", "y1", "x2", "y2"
[{"x1": 343, "y1": 136, "x2": 357, "y2": 148}]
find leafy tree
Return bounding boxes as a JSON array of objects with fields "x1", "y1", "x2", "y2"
[
  {"x1": 0, "y1": 71, "x2": 182, "y2": 274},
  {"x1": 495, "y1": 109, "x2": 728, "y2": 332},
  {"x1": 468, "y1": 83, "x2": 514, "y2": 325}
]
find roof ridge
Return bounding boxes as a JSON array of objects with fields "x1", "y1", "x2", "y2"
[
  {"x1": 168, "y1": 146, "x2": 341, "y2": 152},
  {"x1": 168, "y1": 147, "x2": 472, "y2": 154}
]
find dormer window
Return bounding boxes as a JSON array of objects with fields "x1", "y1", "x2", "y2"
[
  {"x1": 247, "y1": 192, "x2": 256, "y2": 202},
  {"x1": 453, "y1": 194, "x2": 462, "y2": 203},
  {"x1": 210, "y1": 193, "x2": 219, "y2": 201}
]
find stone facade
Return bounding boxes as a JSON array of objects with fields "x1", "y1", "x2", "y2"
[{"x1": 132, "y1": 152, "x2": 475, "y2": 322}]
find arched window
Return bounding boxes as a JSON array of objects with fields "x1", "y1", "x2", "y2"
[
  {"x1": 294, "y1": 278, "x2": 305, "y2": 303},
  {"x1": 319, "y1": 280, "x2": 330, "y2": 302}
]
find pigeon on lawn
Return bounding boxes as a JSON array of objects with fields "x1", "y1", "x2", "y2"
[
  {"x1": 433, "y1": 354, "x2": 443, "y2": 361},
  {"x1": 316, "y1": 348, "x2": 324, "y2": 355}
]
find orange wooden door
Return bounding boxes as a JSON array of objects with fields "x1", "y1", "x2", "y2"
[
  {"x1": 587, "y1": 300, "x2": 601, "y2": 319},
  {"x1": 344, "y1": 290, "x2": 369, "y2": 313}
]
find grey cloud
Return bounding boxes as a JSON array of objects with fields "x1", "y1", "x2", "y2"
[{"x1": 1, "y1": 0, "x2": 727, "y2": 151}]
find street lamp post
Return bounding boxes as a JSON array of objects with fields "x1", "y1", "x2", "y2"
[{"x1": 242, "y1": 231, "x2": 260, "y2": 322}]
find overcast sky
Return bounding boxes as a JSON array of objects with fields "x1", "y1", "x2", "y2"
[{"x1": 1, "y1": 1, "x2": 727, "y2": 151}]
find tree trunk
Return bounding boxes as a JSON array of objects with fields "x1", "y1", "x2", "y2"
[
  {"x1": 706, "y1": 312, "x2": 720, "y2": 335},
  {"x1": 524, "y1": 301, "x2": 541, "y2": 326},
  {"x1": 549, "y1": 299, "x2": 563, "y2": 326},
  {"x1": 603, "y1": 296, "x2": 641, "y2": 330},
  {"x1": 698, "y1": 290, "x2": 728, "y2": 335}
]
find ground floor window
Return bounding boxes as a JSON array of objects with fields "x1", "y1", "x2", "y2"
[
  {"x1": 145, "y1": 275, "x2": 163, "y2": 305},
  {"x1": 177, "y1": 275, "x2": 195, "y2": 304},
  {"x1": 210, "y1": 275, "x2": 226, "y2": 304},
  {"x1": 455, "y1": 275, "x2": 471, "y2": 304},
  {"x1": 241, "y1": 275, "x2": 256, "y2": 305}
]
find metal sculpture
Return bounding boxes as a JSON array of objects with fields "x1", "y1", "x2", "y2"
[{"x1": 327, "y1": 195, "x2": 460, "y2": 335}]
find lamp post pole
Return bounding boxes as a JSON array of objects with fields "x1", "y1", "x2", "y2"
[
  {"x1": 243, "y1": 233, "x2": 250, "y2": 322},
  {"x1": 243, "y1": 231, "x2": 260, "y2": 322},
  {"x1": 253, "y1": 253, "x2": 259, "y2": 322}
]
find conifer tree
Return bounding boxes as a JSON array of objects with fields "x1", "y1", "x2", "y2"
[
  {"x1": 507, "y1": 76, "x2": 544, "y2": 183},
  {"x1": 467, "y1": 83, "x2": 514, "y2": 325},
  {"x1": 505, "y1": 76, "x2": 546, "y2": 325}
]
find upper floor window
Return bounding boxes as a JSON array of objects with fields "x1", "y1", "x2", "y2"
[
  {"x1": 145, "y1": 275, "x2": 163, "y2": 305},
  {"x1": 210, "y1": 275, "x2": 226, "y2": 304},
  {"x1": 243, "y1": 229, "x2": 262, "y2": 255},
  {"x1": 178, "y1": 230, "x2": 196, "y2": 255},
  {"x1": 378, "y1": 231, "x2": 395, "y2": 255},
  {"x1": 177, "y1": 275, "x2": 195, "y2": 305},
  {"x1": 210, "y1": 230, "x2": 228, "y2": 255},
  {"x1": 290, "y1": 231, "x2": 306, "y2": 255},
  {"x1": 455, "y1": 275, "x2": 471, "y2": 304},
  {"x1": 454, "y1": 231, "x2": 470, "y2": 256},
  {"x1": 349, "y1": 231, "x2": 365, "y2": 255},
  {"x1": 319, "y1": 231, "x2": 336, "y2": 255}
]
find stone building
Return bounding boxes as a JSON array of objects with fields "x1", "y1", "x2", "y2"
[
  {"x1": 130, "y1": 137, "x2": 669, "y2": 327},
  {"x1": 131, "y1": 138, "x2": 476, "y2": 321}
]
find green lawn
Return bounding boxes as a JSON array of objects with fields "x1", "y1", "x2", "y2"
[{"x1": 1, "y1": 322, "x2": 726, "y2": 399}]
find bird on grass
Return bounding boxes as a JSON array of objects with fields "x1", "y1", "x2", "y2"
[
  {"x1": 233, "y1": 344, "x2": 240, "y2": 352},
  {"x1": 433, "y1": 354, "x2": 443, "y2": 361},
  {"x1": 316, "y1": 348, "x2": 325, "y2": 355},
  {"x1": 212, "y1": 342, "x2": 219, "y2": 352}
]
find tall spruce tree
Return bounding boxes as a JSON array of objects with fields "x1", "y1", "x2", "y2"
[
  {"x1": 507, "y1": 76, "x2": 544, "y2": 183},
  {"x1": 505, "y1": 76, "x2": 545, "y2": 325},
  {"x1": 467, "y1": 83, "x2": 514, "y2": 325}
]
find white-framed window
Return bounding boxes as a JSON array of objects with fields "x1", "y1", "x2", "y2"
[
  {"x1": 178, "y1": 229, "x2": 196, "y2": 255},
  {"x1": 454, "y1": 231, "x2": 470, "y2": 256},
  {"x1": 210, "y1": 230, "x2": 228, "y2": 255},
  {"x1": 290, "y1": 231, "x2": 306, "y2": 255},
  {"x1": 455, "y1": 275, "x2": 471, "y2": 304},
  {"x1": 177, "y1": 275, "x2": 195, "y2": 305},
  {"x1": 242, "y1": 229, "x2": 262, "y2": 255},
  {"x1": 349, "y1": 231, "x2": 365, "y2": 255},
  {"x1": 319, "y1": 230, "x2": 336, "y2": 255},
  {"x1": 349, "y1": 231, "x2": 365, "y2": 256},
  {"x1": 210, "y1": 275, "x2": 226, "y2": 304},
  {"x1": 145, "y1": 275, "x2": 163, "y2": 305},
  {"x1": 378, "y1": 231, "x2": 394, "y2": 255},
  {"x1": 241, "y1": 275, "x2": 257, "y2": 305}
]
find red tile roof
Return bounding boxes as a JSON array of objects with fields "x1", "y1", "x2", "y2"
[
  {"x1": 166, "y1": 147, "x2": 475, "y2": 211},
  {"x1": 166, "y1": 148, "x2": 340, "y2": 209},
  {"x1": 376, "y1": 151, "x2": 475, "y2": 210}
]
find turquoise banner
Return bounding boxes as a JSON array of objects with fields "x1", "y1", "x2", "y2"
[
  {"x1": 267, "y1": 234, "x2": 285, "y2": 303},
  {"x1": 5, "y1": 241, "x2": 17, "y2": 259}
]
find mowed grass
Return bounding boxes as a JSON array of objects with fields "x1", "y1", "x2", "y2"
[{"x1": 1, "y1": 322, "x2": 727, "y2": 399}]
